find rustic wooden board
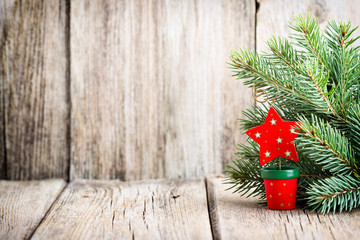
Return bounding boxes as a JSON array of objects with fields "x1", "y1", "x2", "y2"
[
  {"x1": 207, "y1": 176, "x2": 360, "y2": 240},
  {"x1": 70, "y1": 0, "x2": 255, "y2": 180},
  {"x1": 32, "y1": 179, "x2": 212, "y2": 240},
  {"x1": 0, "y1": 0, "x2": 15, "y2": 179},
  {"x1": 0, "y1": 0, "x2": 68, "y2": 180},
  {"x1": 0, "y1": 179, "x2": 66, "y2": 240},
  {"x1": 256, "y1": 0, "x2": 360, "y2": 52}
]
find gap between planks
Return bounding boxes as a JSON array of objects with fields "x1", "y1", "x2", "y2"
[
  {"x1": 0, "y1": 179, "x2": 67, "y2": 240},
  {"x1": 28, "y1": 181, "x2": 71, "y2": 239}
]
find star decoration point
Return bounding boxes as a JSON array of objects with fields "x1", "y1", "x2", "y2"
[{"x1": 246, "y1": 107, "x2": 299, "y2": 165}]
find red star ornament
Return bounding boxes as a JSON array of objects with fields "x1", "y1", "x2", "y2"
[{"x1": 246, "y1": 107, "x2": 299, "y2": 165}]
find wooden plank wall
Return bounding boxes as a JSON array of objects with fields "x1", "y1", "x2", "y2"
[
  {"x1": 70, "y1": 0, "x2": 254, "y2": 180},
  {"x1": 0, "y1": 0, "x2": 68, "y2": 180},
  {"x1": 1, "y1": 0, "x2": 360, "y2": 180}
]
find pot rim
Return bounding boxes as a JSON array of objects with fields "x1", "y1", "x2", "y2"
[{"x1": 261, "y1": 166, "x2": 300, "y2": 180}]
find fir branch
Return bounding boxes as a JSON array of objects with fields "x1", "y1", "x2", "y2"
[
  {"x1": 306, "y1": 175, "x2": 360, "y2": 213},
  {"x1": 230, "y1": 48, "x2": 350, "y2": 125},
  {"x1": 345, "y1": 104, "x2": 360, "y2": 165},
  {"x1": 266, "y1": 36, "x2": 303, "y2": 73},
  {"x1": 325, "y1": 20, "x2": 360, "y2": 50},
  {"x1": 224, "y1": 140, "x2": 266, "y2": 200},
  {"x1": 307, "y1": 68, "x2": 337, "y2": 116},
  {"x1": 229, "y1": 49, "x2": 335, "y2": 116},
  {"x1": 240, "y1": 104, "x2": 268, "y2": 130},
  {"x1": 290, "y1": 14, "x2": 327, "y2": 66},
  {"x1": 341, "y1": 58, "x2": 348, "y2": 114},
  {"x1": 297, "y1": 115, "x2": 358, "y2": 176},
  {"x1": 324, "y1": 20, "x2": 360, "y2": 116},
  {"x1": 300, "y1": 174, "x2": 327, "y2": 178}
]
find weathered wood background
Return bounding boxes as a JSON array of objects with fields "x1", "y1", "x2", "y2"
[{"x1": 1, "y1": 0, "x2": 360, "y2": 180}]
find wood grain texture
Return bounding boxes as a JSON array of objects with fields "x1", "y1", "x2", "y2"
[
  {"x1": 0, "y1": 0, "x2": 68, "y2": 180},
  {"x1": 207, "y1": 176, "x2": 360, "y2": 240},
  {"x1": 70, "y1": 0, "x2": 255, "y2": 180},
  {"x1": 0, "y1": 0, "x2": 15, "y2": 179},
  {"x1": 0, "y1": 179, "x2": 66, "y2": 240},
  {"x1": 256, "y1": 0, "x2": 360, "y2": 52},
  {"x1": 32, "y1": 179, "x2": 212, "y2": 240}
]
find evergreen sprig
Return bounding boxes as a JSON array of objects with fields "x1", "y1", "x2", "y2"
[
  {"x1": 224, "y1": 140, "x2": 266, "y2": 200},
  {"x1": 306, "y1": 175, "x2": 360, "y2": 213},
  {"x1": 226, "y1": 14, "x2": 360, "y2": 214},
  {"x1": 297, "y1": 115, "x2": 358, "y2": 176}
]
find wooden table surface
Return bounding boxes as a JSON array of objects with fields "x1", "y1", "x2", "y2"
[{"x1": 1, "y1": 177, "x2": 360, "y2": 240}]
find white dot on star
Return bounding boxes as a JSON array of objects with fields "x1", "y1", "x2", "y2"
[
  {"x1": 285, "y1": 150, "x2": 291, "y2": 157},
  {"x1": 270, "y1": 119, "x2": 277, "y2": 125},
  {"x1": 276, "y1": 137, "x2": 282, "y2": 143},
  {"x1": 265, "y1": 151, "x2": 271, "y2": 157},
  {"x1": 290, "y1": 128, "x2": 296, "y2": 134},
  {"x1": 255, "y1": 132, "x2": 261, "y2": 138}
]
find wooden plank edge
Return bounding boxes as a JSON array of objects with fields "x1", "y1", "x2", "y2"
[
  {"x1": 206, "y1": 177, "x2": 222, "y2": 240},
  {"x1": 28, "y1": 180, "x2": 69, "y2": 239},
  {"x1": 65, "y1": 0, "x2": 71, "y2": 182}
]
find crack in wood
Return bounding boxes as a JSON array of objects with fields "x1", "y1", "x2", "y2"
[
  {"x1": 112, "y1": 211, "x2": 115, "y2": 229},
  {"x1": 151, "y1": 195, "x2": 155, "y2": 215},
  {"x1": 284, "y1": 223, "x2": 290, "y2": 240},
  {"x1": 329, "y1": 226, "x2": 336, "y2": 240},
  {"x1": 316, "y1": 213, "x2": 322, "y2": 223},
  {"x1": 143, "y1": 200, "x2": 148, "y2": 230}
]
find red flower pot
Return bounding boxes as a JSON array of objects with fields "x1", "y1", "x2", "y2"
[{"x1": 261, "y1": 166, "x2": 300, "y2": 210}]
